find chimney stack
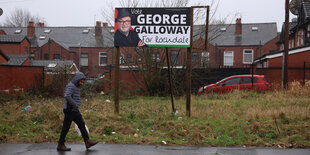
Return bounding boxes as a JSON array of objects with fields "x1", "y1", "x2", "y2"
[
  {"x1": 38, "y1": 22, "x2": 45, "y2": 27},
  {"x1": 235, "y1": 18, "x2": 242, "y2": 35},
  {"x1": 27, "y1": 21, "x2": 35, "y2": 37},
  {"x1": 95, "y1": 21, "x2": 102, "y2": 37},
  {"x1": 102, "y1": 22, "x2": 108, "y2": 27}
]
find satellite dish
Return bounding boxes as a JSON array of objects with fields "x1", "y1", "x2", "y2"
[
  {"x1": 0, "y1": 8, "x2": 3, "y2": 16},
  {"x1": 290, "y1": 0, "x2": 310, "y2": 15}
]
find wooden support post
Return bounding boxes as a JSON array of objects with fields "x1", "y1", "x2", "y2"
[
  {"x1": 165, "y1": 47, "x2": 175, "y2": 113},
  {"x1": 114, "y1": 47, "x2": 120, "y2": 114}
]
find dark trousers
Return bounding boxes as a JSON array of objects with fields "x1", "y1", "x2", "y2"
[{"x1": 58, "y1": 109, "x2": 89, "y2": 143}]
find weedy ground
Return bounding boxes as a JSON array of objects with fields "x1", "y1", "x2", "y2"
[{"x1": 0, "y1": 81, "x2": 309, "y2": 148}]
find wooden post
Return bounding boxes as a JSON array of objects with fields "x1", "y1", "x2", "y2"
[
  {"x1": 186, "y1": 7, "x2": 194, "y2": 117},
  {"x1": 114, "y1": 47, "x2": 120, "y2": 114},
  {"x1": 205, "y1": 6, "x2": 209, "y2": 50},
  {"x1": 283, "y1": 0, "x2": 289, "y2": 89},
  {"x1": 304, "y1": 61, "x2": 306, "y2": 86},
  {"x1": 186, "y1": 6, "x2": 209, "y2": 117},
  {"x1": 165, "y1": 47, "x2": 175, "y2": 113}
]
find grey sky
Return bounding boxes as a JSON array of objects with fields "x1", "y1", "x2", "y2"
[{"x1": 0, "y1": 0, "x2": 295, "y2": 31}]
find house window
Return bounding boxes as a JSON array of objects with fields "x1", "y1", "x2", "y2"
[
  {"x1": 127, "y1": 54, "x2": 132, "y2": 63},
  {"x1": 80, "y1": 53, "x2": 88, "y2": 66},
  {"x1": 308, "y1": 24, "x2": 310, "y2": 38},
  {"x1": 201, "y1": 52, "x2": 209, "y2": 67},
  {"x1": 25, "y1": 47, "x2": 28, "y2": 55},
  {"x1": 53, "y1": 54, "x2": 60, "y2": 60},
  {"x1": 170, "y1": 51, "x2": 179, "y2": 65},
  {"x1": 99, "y1": 52, "x2": 107, "y2": 66},
  {"x1": 224, "y1": 51, "x2": 233, "y2": 66},
  {"x1": 243, "y1": 49, "x2": 253, "y2": 64},
  {"x1": 297, "y1": 30, "x2": 304, "y2": 46},
  {"x1": 120, "y1": 54, "x2": 125, "y2": 64},
  {"x1": 151, "y1": 53, "x2": 160, "y2": 62},
  {"x1": 135, "y1": 52, "x2": 142, "y2": 63},
  {"x1": 44, "y1": 54, "x2": 49, "y2": 60},
  {"x1": 263, "y1": 61, "x2": 268, "y2": 68},
  {"x1": 300, "y1": 30, "x2": 305, "y2": 45},
  {"x1": 192, "y1": 52, "x2": 198, "y2": 62}
]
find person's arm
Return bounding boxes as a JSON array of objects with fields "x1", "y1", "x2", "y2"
[{"x1": 64, "y1": 84, "x2": 78, "y2": 109}]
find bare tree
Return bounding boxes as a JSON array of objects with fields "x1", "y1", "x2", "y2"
[{"x1": 1, "y1": 8, "x2": 45, "y2": 27}]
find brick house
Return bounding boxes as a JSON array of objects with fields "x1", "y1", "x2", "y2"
[
  {"x1": 0, "y1": 18, "x2": 282, "y2": 94},
  {"x1": 254, "y1": 2, "x2": 310, "y2": 84},
  {"x1": 199, "y1": 18, "x2": 280, "y2": 68},
  {"x1": 0, "y1": 34, "x2": 31, "y2": 55},
  {"x1": 0, "y1": 18, "x2": 279, "y2": 74},
  {"x1": 0, "y1": 21, "x2": 113, "y2": 78}
]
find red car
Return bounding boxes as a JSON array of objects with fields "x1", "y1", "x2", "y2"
[{"x1": 197, "y1": 75, "x2": 271, "y2": 94}]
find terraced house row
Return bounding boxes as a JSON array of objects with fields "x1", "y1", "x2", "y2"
[
  {"x1": 3, "y1": 2, "x2": 310, "y2": 93},
  {"x1": 0, "y1": 19, "x2": 280, "y2": 77}
]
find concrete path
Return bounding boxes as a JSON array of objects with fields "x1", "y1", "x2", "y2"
[{"x1": 0, "y1": 143, "x2": 310, "y2": 155}]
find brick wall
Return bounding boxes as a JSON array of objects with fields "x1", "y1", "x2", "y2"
[
  {"x1": 0, "y1": 39, "x2": 31, "y2": 55},
  {"x1": 0, "y1": 65, "x2": 44, "y2": 94},
  {"x1": 103, "y1": 69, "x2": 145, "y2": 94},
  {"x1": 37, "y1": 40, "x2": 72, "y2": 61},
  {"x1": 217, "y1": 46, "x2": 258, "y2": 67},
  {"x1": 255, "y1": 50, "x2": 310, "y2": 84},
  {"x1": 0, "y1": 55, "x2": 8, "y2": 64},
  {"x1": 71, "y1": 47, "x2": 113, "y2": 77},
  {"x1": 261, "y1": 35, "x2": 280, "y2": 56}
]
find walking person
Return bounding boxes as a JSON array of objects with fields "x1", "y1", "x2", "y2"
[{"x1": 57, "y1": 72, "x2": 98, "y2": 151}]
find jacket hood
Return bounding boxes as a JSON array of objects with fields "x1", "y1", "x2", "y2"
[{"x1": 71, "y1": 72, "x2": 86, "y2": 86}]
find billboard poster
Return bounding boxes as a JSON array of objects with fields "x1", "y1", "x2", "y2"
[{"x1": 114, "y1": 8, "x2": 191, "y2": 47}]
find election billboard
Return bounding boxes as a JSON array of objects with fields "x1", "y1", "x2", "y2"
[{"x1": 114, "y1": 8, "x2": 191, "y2": 47}]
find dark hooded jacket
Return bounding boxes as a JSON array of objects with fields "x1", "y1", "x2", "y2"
[{"x1": 63, "y1": 72, "x2": 86, "y2": 111}]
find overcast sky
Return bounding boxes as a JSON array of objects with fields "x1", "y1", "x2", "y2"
[{"x1": 0, "y1": 0, "x2": 295, "y2": 31}]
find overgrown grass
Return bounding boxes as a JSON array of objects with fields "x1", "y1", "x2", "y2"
[{"x1": 0, "y1": 81, "x2": 309, "y2": 148}]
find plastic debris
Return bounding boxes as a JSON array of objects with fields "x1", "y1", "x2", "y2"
[
  {"x1": 22, "y1": 105, "x2": 32, "y2": 113},
  {"x1": 245, "y1": 121, "x2": 251, "y2": 125},
  {"x1": 174, "y1": 109, "x2": 178, "y2": 115},
  {"x1": 75, "y1": 123, "x2": 89, "y2": 136},
  {"x1": 162, "y1": 140, "x2": 167, "y2": 145},
  {"x1": 105, "y1": 99, "x2": 111, "y2": 103},
  {"x1": 100, "y1": 91, "x2": 105, "y2": 95}
]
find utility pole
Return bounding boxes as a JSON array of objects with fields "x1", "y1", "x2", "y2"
[{"x1": 283, "y1": 0, "x2": 289, "y2": 89}]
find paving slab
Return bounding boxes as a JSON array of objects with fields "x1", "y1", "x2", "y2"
[{"x1": 0, "y1": 143, "x2": 309, "y2": 155}]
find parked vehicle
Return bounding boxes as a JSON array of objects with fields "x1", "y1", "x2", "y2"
[{"x1": 197, "y1": 75, "x2": 271, "y2": 94}]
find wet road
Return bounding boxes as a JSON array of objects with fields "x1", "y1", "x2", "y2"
[{"x1": 0, "y1": 143, "x2": 310, "y2": 155}]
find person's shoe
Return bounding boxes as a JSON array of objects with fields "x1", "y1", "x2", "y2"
[
  {"x1": 85, "y1": 140, "x2": 98, "y2": 149},
  {"x1": 57, "y1": 143, "x2": 71, "y2": 151}
]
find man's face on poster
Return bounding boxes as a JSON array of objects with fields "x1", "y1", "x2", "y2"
[{"x1": 117, "y1": 16, "x2": 131, "y2": 35}]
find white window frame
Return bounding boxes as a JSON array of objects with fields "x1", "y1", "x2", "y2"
[
  {"x1": 191, "y1": 52, "x2": 198, "y2": 62},
  {"x1": 80, "y1": 53, "x2": 88, "y2": 66},
  {"x1": 243, "y1": 49, "x2": 253, "y2": 64},
  {"x1": 224, "y1": 51, "x2": 234, "y2": 66},
  {"x1": 201, "y1": 52, "x2": 209, "y2": 67},
  {"x1": 120, "y1": 54, "x2": 125, "y2": 64},
  {"x1": 170, "y1": 51, "x2": 179, "y2": 65},
  {"x1": 99, "y1": 52, "x2": 107, "y2": 66}
]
